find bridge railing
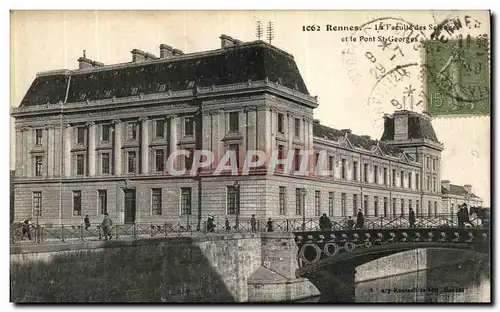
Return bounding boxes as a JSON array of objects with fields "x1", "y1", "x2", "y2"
[{"x1": 11, "y1": 213, "x2": 485, "y2": 245}]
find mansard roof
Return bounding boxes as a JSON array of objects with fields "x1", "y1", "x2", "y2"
[
  {"x1": 19, "y1": 41, "x2": 309, "y2": 107},
  {"x1": 381, "y1": 112, "x2": 440, "y2": 143},
  {"x1": 312, "y1": 123, "x2": 404, "y2": 158},
  {"x1": 442, "y1": 184, "x2": 480, "y2": 198}
]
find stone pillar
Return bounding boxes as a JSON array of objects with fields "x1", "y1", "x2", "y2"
[
  {"x1": 63, "y1": 124, "x2": 72, "y2": 177},
  {"x1": 87, "y1": 122, "x2": 96, "y2": 176},
  {"x1": 169, "y1": 115, "x2": 178, "y2": 172},
  {"x1": 265, "y1": 108, "x2": 272, "y2": 153},
  {"x1": 46, "y1": 124, "x2": 55, "y2": 178},
  {"x1": 15, "y1": 127, "x2": 23, "y2": 177},
  {"x1": 210, "y1": 111, "x2": 219, "y2": 171},
  {"x1": 140, "y1": 117, "x2": 149, "y2": 174},
  {"x1": 217, "y1": 110, "x2": 225, "y2": 169},
  {"x1": 246, "y1": 107, "x2": 257, "y2": 152},
  {"x1": 112, "y1": 120, "x2": 122, "y2": 176}
]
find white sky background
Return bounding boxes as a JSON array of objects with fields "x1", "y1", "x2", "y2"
[{"x1": 10, "y1": 10, "x2": 491, "y2": 205}]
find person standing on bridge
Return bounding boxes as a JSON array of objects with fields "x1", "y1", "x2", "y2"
[
  {"x1": 356, "y1": 209, "x2": 365, "y2": 229},
  {"x1": 207, "y1": 214, "x2": 215, "y2": 233},
  {"x1": 266, "y1": 218, "x2": 273, "y2": 232},
  {"x1": 101, "y1": 213, "x2": 113, "y2": 241},
  {"x1": 347, "y1": 216, "x2": 355, "y2": 230},
  {"x1": 409, "y1": 208, "x2": 416, "y2": 228},
  {"x1": 250, "y1": 214, "x2": 257, "y2": 233},
  {"x1": 319, "y1": 213, "x2": 331, "y2": 231},
  {"x1": 84, "y1": 215, "x2": 91, "y2": 230}
]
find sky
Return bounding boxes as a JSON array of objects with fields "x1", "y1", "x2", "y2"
[{"x1": 10, "y1": 10, "x2": 491, "y2": 205}]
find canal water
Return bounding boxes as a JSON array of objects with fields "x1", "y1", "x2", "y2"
[{"x1": 297, "y1": 258, "x2": 490, "y2": 303}]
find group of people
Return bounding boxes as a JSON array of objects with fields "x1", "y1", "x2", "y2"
[
  {"x1": 207, "y1": 214, "x2": 274, "y2": 233},
  {"x1": 319, "y1": 209, "x2": 368, "y2": 231},
  {"x1": 457, "y1": 204, "x2": 475, "y2": 228}
]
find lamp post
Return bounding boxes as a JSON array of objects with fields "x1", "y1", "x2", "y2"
[
  {"x1": 301, "y1": 188, "x2": 307, "y2": 231},
  {"x1": 234, "y1": 181, "x2": 240, "y2": 231}
]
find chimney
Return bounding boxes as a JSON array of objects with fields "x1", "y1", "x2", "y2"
[
  {"x1": 441, "y1": 180, "x2": 450, "y2": 190},
  {"x1": 172, "y1": 48, "x2": 184, "y2": 56},
  {"x1": 340, "y1": 129, "x2": 352, "y2": 134},
  {"x1": 77, "y1": 56, "x2": 94, "y2": 69},
  {"x1": 393, "y1": 110, "x2": 409, "y2": 141},
  {"x1": 145, "y1": 52, "x2": 158, "y2": 60},
  {"x1": 159, "y1": 44, "x2": 174, "y2": 58},
  {"x1": 463, "y1": 184, "x2": 472, "y2": 194},
  {"x1": 92, "y1": 61, "x2": 104, "y2": 67},
  {"x1": 220, "y1": 34, "x2": 242, "y2": 48},
  {"x1": 313, "y1": 119, "x2": 320, "y2": 124},
  {"x1": 131, "y1": 49, "x2": 147, "y2": 62}
]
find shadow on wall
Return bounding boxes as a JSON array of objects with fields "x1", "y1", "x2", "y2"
[{"x1": 10, "y1": 239, "x2": 235, "y2": 303}]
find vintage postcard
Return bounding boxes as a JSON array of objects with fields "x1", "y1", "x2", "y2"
[{"x1": 9, "y1": 10, "x2": 491, "y2": 303}]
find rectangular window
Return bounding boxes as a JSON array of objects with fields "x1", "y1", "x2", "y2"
[
  {"x1": 392, "y1": 198, "x2": 397, "y2": 217},
  {"x1": 433, "y1": 159, "x2": 436, "y2": 170},
  {"x1": 77, "y1": 127, "x2": 86, "y2": 144},
  {"x1": 185, "y1": 148, "x2": 194, "y2": 171},
  {"x1": 383, "y1": 197, "x2": 388, "y2": 217},
  {"x1": 101, "y1": 153, "x2": 110, "y2": 174},
  {"x1": 428, "y1": 201, "x2": 432, "y2": 217},
  {"x1": 409, "y1": 199, "x2": 413, "y2": 214},
  {"x1": 363, "y1": 163, "x2": 369, "y2": 183},
  {"x1": 408, "y1": 172, "x2": 413, "y2": 189},
  {"x1": 181, "y1": 187, "x2": 192, "y2": 215},
  {"x1": 353, "y1": 161, "x2": 358, "y2": 181},
  {"x1": 278, "y1": 113, "x2": 284, "y2": 133},
  {"x1": 33, "y1": 191, "x2": 42, "y2": 216},
  {"x1": 35, "y1": 129, "x2": 43, "y2": 146},
  {"x1": 427, "y1": 175, "x2": 431, "y2": 191},
  {"x1": 296, "y1": 188, "x2": 303, "y2": 215},
  {"x1": 432, "y1": 177, "x2": 437, "y2": 192},
  {"x1": 383, "y1": 168, "x2": 388, "y2": 185},
  {"x1": 35, "y1": 156, "x2": 43, "y2": 176},
  {"x1": 328, "y1": 156, "x2": 334, "y2": 173},
  {"x1": 185, "y1": 117, "x2": 194, "y2": 136},
  {"x1": 400, "y1": 171, "x2": 405, "y2": 188},
  {"x1": 374, "y1": 196, "x2": 379, "y2": 217},
  {"x1": 101, "y1": 125, "x2": 111, "y2": 142},
  {"x1": 328, "y1": 192, "x2": 334, "y2": 216},
  {"x1": 364, "y1": 195, "x2": 369, "y2": 215},
  {"x1": 73, "y1": 191, "x2": 82, "y2": 216},
  {"x1": 128, "y1": 151, "x2": 137, "y2": 173},
  {"x1": 98, "y1": 190, "x2": 107, "y2": 215},
  {"x1": 155, "y1": 149, "x2": 165, "y2": 172},
  {"x1": 152, "y1": 188, "x2": 162, "y2": 215},
  {"x1": 426, "y1": 157, "x2": 430, "y2": 169},
  {"x1": 434, "y1": 201, "x2": 438, "y2": 216},
  {"x1": 155, "y1": 119, "x2": 165, "y2": 138},
  {"x1": 279, "y1": 187, "x2": 286, "y2": 215},
  {"x1": 277, "y1": 145, "x2": 285, "y2": 171},
  {"x1": 341, "y1": 159, "x2": 346, "y2": 180},
  {"x1": 352, "y1": 194, "x2": 358, "y2": 216},
  {"x1": 227, "y1": 186, "x2": 239, "y2": 215},
  {"x1": 127, "y1": 122, "x2": 137, "y2": 140},
  {"x1": 341, "y1": 193, "x2": 346, "y2": 217},
  {"x1": 400, "y1": 199, "x2": 405, "y2": 216},
  {"x1": 294, "y1": 118, "x2": 301, "y2": 138},
  {"x1": 416, "y1": 200, "x2": 420, "y2": 216},
  {"x1": 314, "y1": 191, "x2": 321, "y2": 216},
  {"x1": 374, "y1": 165, "x2": 379, "y2": 184},
  {"x1": 294, "y1": 148, "x2": 301, "y2": 171},
  {"x1": 392, "y1": 169, "x2": 396, "y2": 186},
  {"x1": 76, "y1": 154, "x2": 84, "y2": 175},
  {"x1": 416, "y1": 173, "x2": 420, "y2": 190},
  {"x1": 229, "y1": 112, "x2": 239, "y2": 132}
]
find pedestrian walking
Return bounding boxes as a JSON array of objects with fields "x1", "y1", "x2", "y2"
[
  {"x1": 22, "y1": 217, "x2": 33, "y2": 240},
  {"x1": 250, "y1": 214, "x2": 257, "y2": 232},
  {"x1": 101, "y1": 213, "x2": 113, "y2": 241},
  {"x1": 207, "y1": 214, "x2": 215, "y2": 233},
  {"x1": 409, "y1": 208, "x2": 416, "y2": 228},
  {"x1": 356, "y1": 209, "x2": 365, "y2": 229},
  {"x1": 319, "y1": 213, "x2": 331, "y2": 231},
  {"x1": 347, "y1": 216, "x2": 355, "y2": 230},
  {"x1": 266, "y1": 218, "x2": 273, "y2": 232},
  {"x1": 84, "y1": 215, "x2": 91, "y2": 230},
  {"x1": 225, "y1": 218, "x2": 231, "y2": 232}
]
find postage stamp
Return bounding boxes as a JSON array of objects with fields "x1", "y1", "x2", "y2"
[{"x1": 423, "y1": 38, "x2": 490, "y2": 116}]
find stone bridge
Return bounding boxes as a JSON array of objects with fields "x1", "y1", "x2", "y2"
[{"x1": 293, "y1": 227, "x2": 490, "y2": 302}]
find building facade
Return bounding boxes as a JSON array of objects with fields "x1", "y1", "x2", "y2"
[{"x1": 11, "y1": 35, "x2": 482, "y2": 226}]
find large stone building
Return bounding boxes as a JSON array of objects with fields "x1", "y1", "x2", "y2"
[{"x1": 11, "y1": 35, "x2": 482, "y2": 226}]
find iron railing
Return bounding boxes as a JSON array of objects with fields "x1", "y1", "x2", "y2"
[{"x1": 10, "y1": 213, "x2": 485, "y2": 245}]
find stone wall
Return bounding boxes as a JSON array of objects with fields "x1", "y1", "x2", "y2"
[{"x1": 10, "y1": 232, "x2": 318, "y2": 303}]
